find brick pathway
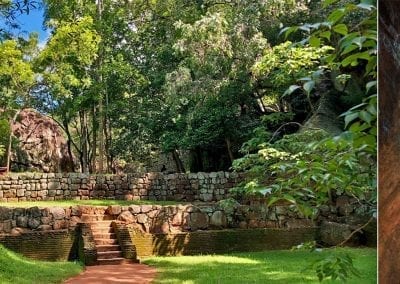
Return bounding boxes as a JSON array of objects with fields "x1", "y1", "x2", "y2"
[{"x1": 64, "y1": 263, "x2": 157, "y2": 284}]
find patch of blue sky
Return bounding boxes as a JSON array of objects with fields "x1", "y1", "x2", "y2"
[{"x1": 0, "y1": 0, "x2": 49, "y2": 45}]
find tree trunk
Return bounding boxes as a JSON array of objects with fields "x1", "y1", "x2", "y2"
[
  {"x1": 172, "y1": 149, "x2": 185, "y2": 173},
  {"x1": 6, "y1": 109, "x2": 22, "y2": 172},
  {"x1": 79, "y1": 110, "x2": 89, "y2": 173},
  {"x1": 225, "y1": 137, "x2": 234, "y2": 164},
  {"x1": 91, "y1": 105, "x2": 97, "y2": 173},
  {"x1": 63, "y1": 120, "x2": 76, "y2": 172},
  {"x1": 97, "y1": 0, "x2": 105, "y2": 174}
]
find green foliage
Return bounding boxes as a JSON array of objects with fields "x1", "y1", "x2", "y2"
[
  {"x1": 0, "y1": 144, "x2": 4, "y2": 159},
  {"x1": 283, "y1": 0, "x2": 376, "y2": 105},
  {"x1": 38, "y1": 16, "x2": 100, "y2": 98},
  {"x1": 234, "y1": 0, "x2": 376, "y2": 220},
  {"x1": 0, "y1": 37, "x2": 36, "y2": 109},
  {"x1": 0, "y1": 118, "x2": 10, "y2": 163},
  {"x1": 253, "y1": 41, "x2": 332, "y2": 93},
  {"x1": 310, "y1": 253, "x2": 361, "y2": 282}
]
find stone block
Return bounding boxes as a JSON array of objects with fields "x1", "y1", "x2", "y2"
[
  {"x1": 189, "y1": 212, "x2": 208, "y2": 230},
  {"x1": 210, "y1": 211, "x2": 227, "y2": 228},
  {"x1": 117, "y1": 211, "x2": 136, "y2": 223},
  {"x1": 50, "y1": 207, "x2": 66, "y2": 220}
]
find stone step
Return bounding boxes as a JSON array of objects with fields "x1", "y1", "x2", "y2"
[
  {"x1": 96, "y1": 244, "x2": 121, "y2": 252},
  {"x1": 92, "y1": 227, "x2": 114, "y2": 234},
  {"x1": 81, "y1": 214, "x2": 114, "y2": 222},
  {"x1": 93, "y1": 233, "x2": 116, "y2": 240},
  {"x1": 97, "y1": 251, "x2": 123, "y2": 259},
  {"x1": 86, "y1": 220, "x2": 114, "y2": 227},
  {"x1": 97, "y1": 258, "x2": 140, "y2": 265},
  {"x1": 95, "y1": 238, "x2": 118, "y2": 245}
]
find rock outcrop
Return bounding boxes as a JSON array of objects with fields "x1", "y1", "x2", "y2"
[{"x1": 11, "y1": 109, "x2": 75, "y2": 172}]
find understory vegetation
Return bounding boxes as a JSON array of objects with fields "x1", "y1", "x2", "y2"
[
  {"x1": 144, "y1": 248, "x2": 377, "y2": 284},
  {"x1": 0, "y1": 245, "x2": 83, "y2": 284}
]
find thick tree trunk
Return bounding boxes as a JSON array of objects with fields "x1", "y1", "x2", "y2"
[
  {"x1": 63, "y1": 120, "x2": 76, "y2": 172},
  {"x1": 172, "y1": 149, "x2": 185, "y2": 173},
  {"x1": 301, "y1": 90, "x2": 343, "y2": 135}
]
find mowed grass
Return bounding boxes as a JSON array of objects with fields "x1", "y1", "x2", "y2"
[
  {"x1": 0, "y1": 245, "x2": 83, "y2": 284},
  {"x1": 0, "y1": 199, "x2": 178, "y2": 208},
  {"x1": 143, "y1": 248, "x2": 376, "y2": 284}
]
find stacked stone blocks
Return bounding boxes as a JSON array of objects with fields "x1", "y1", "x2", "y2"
[{"x1": 0, "y1": 172, "x2": 243, "y2": 202}]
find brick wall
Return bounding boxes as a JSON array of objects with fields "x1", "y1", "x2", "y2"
[
  {"x1": 129, "y1": 227, "x2": 318, "y2": 258},
  {"x1": 0, "y1": 172, "x2": 243, "y2": 202},
  {"x1": 0, "y1": 230, "x2": 77, "y2": 261}
]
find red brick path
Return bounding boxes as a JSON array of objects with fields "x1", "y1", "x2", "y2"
[{"x1": 64, "y1": 263, "x2": 157, "y2": 284}]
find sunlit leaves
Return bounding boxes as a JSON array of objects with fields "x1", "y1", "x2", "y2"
[{"x1": 0, "y1": 38, "x2": 35, "y2": 109}]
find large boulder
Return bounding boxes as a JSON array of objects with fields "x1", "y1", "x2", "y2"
[{"x1": 11, "y1": 109, "x2": 75, "y2": 172}]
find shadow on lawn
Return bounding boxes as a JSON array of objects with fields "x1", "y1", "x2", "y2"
[{"x1": 143, "y1": 249, "x2": 377, "y2": 284}]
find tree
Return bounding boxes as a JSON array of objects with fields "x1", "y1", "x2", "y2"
[
  {"x1": 36, "y1": 16, "x2": 100, "y2": 172},
  {"x1": 232, "y1": 0, "x2": 376, "y2": 281},
  {"x1": 0, "y1": 36, "x2": 36, "y2": 171}
]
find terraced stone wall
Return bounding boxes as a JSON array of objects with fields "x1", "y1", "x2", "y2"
[{"x1": 0, "y1": 172, "x2": 243, "y2": 202}]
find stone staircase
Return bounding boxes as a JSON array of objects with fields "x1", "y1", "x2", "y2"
[{"x1": 82, "y1": 214, "x2": 135, "y2": 265}]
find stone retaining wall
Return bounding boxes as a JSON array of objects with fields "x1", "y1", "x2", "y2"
[
  {"x1": 0, "y1": 203, "x2": 311, "y2": 235},
  {"x1": 0, "y1": 230, "x2": 77, "y2": 261},
  {"x1": 129, "y1": 228, "x2": 318, "y2": 257},
  {"x1": 0, "y1": 172, "x2": 243, "y2": 202}
]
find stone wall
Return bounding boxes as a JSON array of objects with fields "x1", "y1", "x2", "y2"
[
  {"x1": 0, "y1": 203, "x2": 311, "y2": 235},
  {"x1": 0, "y1": 172, "x2": 243, "y2": 202}
]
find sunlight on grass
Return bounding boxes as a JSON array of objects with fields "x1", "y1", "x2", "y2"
[
  {"x1": 0, "y1": 199, "x2": 178, "y2": 208},
  {"x1": 0, "y1": 245, "x2": 82, "y2": 284},
  {"x1": 147, "y1": 255, "x2": 261, "y2": 265},
  {"x1": 144, "y1": 248, "x2": 376, "y2": 284}
]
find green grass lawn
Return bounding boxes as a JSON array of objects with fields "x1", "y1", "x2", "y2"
[
  {"x1": 0, "y1": 245, "x2": 83, "y2": 284},
  {"x1": 0, "y1": 199, "x2": 178, "y2": 208},
  {"x1": 143, "y1": 248, "x2": 376, "y2": 284}
]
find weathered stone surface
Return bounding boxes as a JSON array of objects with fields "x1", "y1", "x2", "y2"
[
  {"x1": 27, "y1": 218, "x2": 41, "y2": 229},
  {"x1": 129, "y1": 205, "x2": 141, "y2": 214},
  {"x1": 117, "y1": 211, "x2": 136, "y2": 223},
  {"x1": 49, "y1": 207, "x2": 66, "y2": 220},
  {"x1": 285, "y1": 219, "x2": 314, "y2": 228},
  {"x1": 11, "y1": 109, "x2": 75, "y2": 172},
  {"x1": 28, "y1": 207, "x2": 41, "y2": 218},
  {"x1": 53, "y1": 220, "x2": 67, "y2": 230},
  {"x1": 10, "y1": 227, "x2": 29, "y2": 235},
  {"x1": 106, "y1": 205, "x2": 122, "y2": 215},
  {"x1": 209, "y1": 211, "x2": 227, "y2": 228},
  {"x1": 137, "y1": 214, "x2": 148, "y2": 224},
  {"x1": 189, "y1": 212, "x2": 208, "y2": 230},
  {"x1": 16, "y1": 216, "x2": 28, "y2": 227},
  {"x1": 0, "y1": 207, "x2": 12, "y2": 221},
  {"x1": 319, "y1": 221, "x2": 353, "y2": 246},
  {"x1": 37, "y1": 224, "x2": 52, "y2": 231},
  {"x1": 0, "y1": 220, "x2": 12, "y2": 233},
  {"x1": 141, "y1": 205, "x2": 153, "y2": 213}
]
